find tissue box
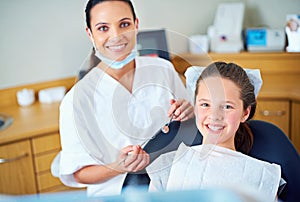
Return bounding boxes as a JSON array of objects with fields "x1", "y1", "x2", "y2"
[{"x1": 38, "y1": 86, "x2": 66, "y2": 104}]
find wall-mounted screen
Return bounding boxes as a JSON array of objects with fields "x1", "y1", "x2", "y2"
[{"x1": 137, "y1": 29, "x2": 170, "y2": 61}]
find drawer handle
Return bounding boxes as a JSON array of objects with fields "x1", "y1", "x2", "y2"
[
  {"x1": 260, "y1": 110, "x2": 286, "y2": 117},
  {"x1": 0, "y1": 153, "x2": 29, "y2": 164}
]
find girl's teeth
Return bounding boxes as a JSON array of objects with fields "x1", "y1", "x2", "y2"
[{"x1": 208, "y1": 125, "x2": 223, "y2": 131}]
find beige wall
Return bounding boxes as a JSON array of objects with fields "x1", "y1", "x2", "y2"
[
  {"x1": 133, "y1": 0, "x2": 300, "y2": 53},
  {"x1": 1, "y1": 0, "x2": 299, "y2": 88}
]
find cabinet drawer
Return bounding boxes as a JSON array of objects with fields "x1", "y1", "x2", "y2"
[
  {"x1": 254, "y1": 100, "x2": 290, "y2": 136},
  {"x1": 41, "y1": 185, "x2": 77, "y2": 193},
  {"x1": 35, "y1": 151, "x2": 58, "y2": 173},
  {"x1": 0, "y1": 140, "x2": 37, "y2": 194},
  {"x1": 36, "y1": 171, "x2": 62, "y2": 192},
  {"x1": 32, "y1": 133, "x2": 61, "y2": 154}
]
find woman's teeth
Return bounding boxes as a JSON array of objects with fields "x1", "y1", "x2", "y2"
[{"x1": 108, "y1": 44, "x2": 125, "y2": 51}]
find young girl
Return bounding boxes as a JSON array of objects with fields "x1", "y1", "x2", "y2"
[{"x1": 147, "y1": 62, "x2": 281, "y2": 201}]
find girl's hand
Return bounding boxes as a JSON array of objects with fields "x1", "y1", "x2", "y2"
[
  {"x1": 168, "y1": 99, "x2": 194, "y2": 121},
  {"x1": 115, "y1": 145, "x2": 150, "y2": 173}
]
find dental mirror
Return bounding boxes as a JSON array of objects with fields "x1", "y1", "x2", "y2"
[{"x1": 162, "y1": 114, "x2": 174, "y2": 133}]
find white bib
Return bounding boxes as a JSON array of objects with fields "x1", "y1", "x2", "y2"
[{"x1": 148, "y1": 143, "x2": 281, "y2": 201}]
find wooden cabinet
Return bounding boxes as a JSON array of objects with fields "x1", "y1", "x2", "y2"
[
  {"x1": 31, "y1": 133, "x2": 65, "y2": 193},
  {"x1": 0, "y1": 81, "x2": 80, "y2": 195},
  {"x1": 0, "y1": 133, "x2": 73, "y2": 195},
  {"x1": 0, "y1": 140, "x2": 37, "y2": 194},
  {"x1": 254, "y1": 100, "x2": 290, "y2": 137}
]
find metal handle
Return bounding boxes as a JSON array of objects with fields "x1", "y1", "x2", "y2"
[
  {"x1": 0, "y1": 153, "x2": 29, "y2": 164},
  {"x1": 260, "y1": 110, "x2": 286, "y2": 117}
]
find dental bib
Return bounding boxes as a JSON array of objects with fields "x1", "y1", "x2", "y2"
[{"x1": 149, "y1": 143, "x2": 281, "y2": 201}]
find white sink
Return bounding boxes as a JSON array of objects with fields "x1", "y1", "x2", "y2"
[{"x1": 0, "y1": 113, "x2": 13, "y2": 131}]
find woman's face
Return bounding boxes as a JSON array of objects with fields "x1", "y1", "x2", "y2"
[
  {"x1": 194, "y1": 76, "x2": 250, "y2": 150},
  {"x1": 87, "y1": 1, "x2": 138, "y2": 61}
]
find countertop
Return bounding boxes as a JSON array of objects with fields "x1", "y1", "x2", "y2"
[
  {"x1": 258, "y1": 88, "x2": 300, "y2": 101},
  {"x1": 0, "y1": 102, "x2": 60, "y2": 145}
]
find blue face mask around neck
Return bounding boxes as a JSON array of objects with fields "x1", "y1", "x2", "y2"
[
  {"x1": 89, "y1": 32, "x2": 137, "y2": 69},
  {"x1": 94, "y1": 46, "x2": 137, "y2": 69}
]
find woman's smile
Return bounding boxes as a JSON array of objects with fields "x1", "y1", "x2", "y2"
[{"x1": 106, "y1": 43, "x2": 128, "y2": 52}]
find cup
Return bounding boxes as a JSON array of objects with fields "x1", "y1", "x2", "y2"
[
  {"x1": 16, "y1": 89, "x2": 35, "y2": 106},
  {"x1": 189, "y1": 35, "x2": 209, "y2": 53}
]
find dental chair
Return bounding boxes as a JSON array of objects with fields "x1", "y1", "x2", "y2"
[
  {"x1": 247, "y1": 120, "x2": 300, "y2": 201},
  {"x1": 123, "y1": 119, "x2": 300, "y2": 202}
]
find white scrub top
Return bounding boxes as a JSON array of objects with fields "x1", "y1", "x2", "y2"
[
  {"x1": 58, "y1": 56, "x2": 189, "y2": 197},
  {"x1": 147, "y1": 143, "x2": 281, "y2": 201}
]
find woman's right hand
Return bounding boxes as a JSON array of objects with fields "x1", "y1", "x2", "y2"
[
  {"x1": 114, "y1": 145, "x2": 150, "y2": 173},
  {"x1": 168, "y1": 99, "x2": 194, "y2": 121},
  {"x1": 73, "y1": 145, "x2": 149, "y2": 184}
]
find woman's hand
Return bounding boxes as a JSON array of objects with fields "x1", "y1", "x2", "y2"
[
  {"x1": 168, "y1": 99, "x2": 194, "y2": 121},
  {"x1": 73, "y1": 145, "x2": 149, "y2": 184},
  {"x1": 115, "y1": 145, "x2": 150, "y2": 173}
]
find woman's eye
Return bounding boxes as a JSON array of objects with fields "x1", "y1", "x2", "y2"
[
  {"x1": 98, "y1": 26, "x2": 108, "y2": 31},
  {"x1": 120, "y1": 22, "x2": 130, "y2": 28}
]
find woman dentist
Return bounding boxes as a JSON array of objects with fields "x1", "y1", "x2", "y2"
[{"x1": 56, "y1": 0, "x2": 194, "y2": 197}]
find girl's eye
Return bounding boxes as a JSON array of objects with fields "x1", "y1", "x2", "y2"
[
  {"x1": 120, "y1": 22, "x2": 130, "y2": 28},
  {"x1": 200, "y1": 103, "x2": 209, "y2": 108},
  {"x1": 223, "y1": 104, "x2": 233, "y2": 110}
]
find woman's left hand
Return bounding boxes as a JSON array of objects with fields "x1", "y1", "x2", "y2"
[{"x1": 167, "y1": 99, "x2": 194, "y2": 121}]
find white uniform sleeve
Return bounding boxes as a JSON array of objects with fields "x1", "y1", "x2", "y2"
[{"x1": 58, "y1": 88, "x2": 99, "y2": 188}]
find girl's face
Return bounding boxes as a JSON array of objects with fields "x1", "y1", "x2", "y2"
[
  {"x1": 87, "y1": 1, "x2": 138, "y2": 61},
  {"x1": 194, "y1": 76, "x2": 250, "y2": 150}
]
